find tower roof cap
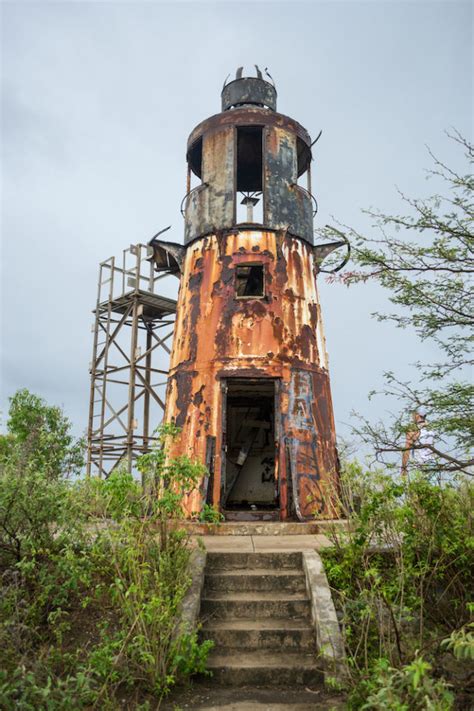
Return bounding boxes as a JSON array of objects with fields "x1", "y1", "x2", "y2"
[{"x1": 221, "y1": 66, "x2": 277, "y2": 112}]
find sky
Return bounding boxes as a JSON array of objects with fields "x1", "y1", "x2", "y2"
[{"x1": 1, "y1": 0, "x2": 472, "y2": 454}]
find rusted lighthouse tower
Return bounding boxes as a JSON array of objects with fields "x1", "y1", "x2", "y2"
[{"x1": 152, "y1": 68, "x2": 345, "y2": 521}]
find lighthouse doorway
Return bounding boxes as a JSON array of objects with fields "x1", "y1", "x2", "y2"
[{"x1": 221, "y1": 379, "x2": 278, "y2": 520}]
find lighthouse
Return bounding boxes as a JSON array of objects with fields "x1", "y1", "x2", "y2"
[{"x1": 151, "y1": 68, "x2": 345, "y2": 521}]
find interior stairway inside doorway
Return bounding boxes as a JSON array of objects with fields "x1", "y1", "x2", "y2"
[{"x1": 198, "y1": 551, "x2": 323, "y2": 686}]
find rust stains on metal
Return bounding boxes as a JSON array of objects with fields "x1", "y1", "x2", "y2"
[
  {"x1": 170, "y1": 369, "x2": 197, "y2": 429},
  {"x1": 163, "y1": 229, "x2": 339, "y2": 519},
  {"x1": 187, "y1": 106, "x2": 311, "y2": 162},
  {"x1": 184, "y1": 128, "x2": 235, "y2": 244},
  {"x1": 162, "y1": 72, "x2": 343, "y2": 521},
  {"x1": 184, "y1": 120, "x2": 314, "y2": 245}
]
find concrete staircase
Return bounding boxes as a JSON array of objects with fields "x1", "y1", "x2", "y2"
[{"x1": 199, "y1": 551, "x2": 323, "y2": 686}]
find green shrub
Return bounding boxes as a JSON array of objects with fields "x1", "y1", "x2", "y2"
[
  {"x1": 75, "y1": 467, "x2": 142, "y2": 520},
  {"x1": 321, "y1": 462, "x2": 473, "y2": 707},
  {"x1": 198, "y1": 503, "x2": 224, "y2": 524},
  {"x1": 360, "y1": 656, "x2": 454, "y2": 710},
  {"x1": 0, "y1": 393, "x2": 213, "y2": 707},
  {"x1": 0, "y1": 666, "x2": 97, "y2": 711}
]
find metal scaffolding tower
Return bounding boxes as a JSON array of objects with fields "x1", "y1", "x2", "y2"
[{"x1": 86, "y1": 243, "x2": 177, "y2": 477}]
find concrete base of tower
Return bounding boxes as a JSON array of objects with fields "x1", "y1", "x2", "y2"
[{"x1": 172, "y1": 519, "x2": 348, "y2": 538}]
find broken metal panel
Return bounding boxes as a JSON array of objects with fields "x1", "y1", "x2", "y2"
[
  {"x1": 150, "y1": 239, "x2": 186, "y2": 275},
  {"x1": 184, "y1": 184, "x2": 209, "y2": 244},
  {"x1": 220, "y1": 379, "x2": 228, "y2": 503},
  {"x1": 314, "y1": 236, "x2": 351, "y2": 274},
  {"x1": 202, "y1": 128, "x2": 235, "y2": 227},
  {"x1": 289, "y1": 185, "x2": 314, "y2": 243},
  {"x1": 184, "y1": 127, "x2": 235, "y2": 243},
  {"x1": 263, "y1": 127, "x2": 313, "y2": 243}
]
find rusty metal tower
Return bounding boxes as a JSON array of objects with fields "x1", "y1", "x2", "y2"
[
  {"x1": 86, "y1": 243, "x2": 177, "y2": 477},
  {"x1": 155, "y1": 68, "x2": 347, "y2": 520}
]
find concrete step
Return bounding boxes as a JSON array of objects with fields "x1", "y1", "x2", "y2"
[
  {"x1": 181, "y1": 520, "x2": 320, "y2": 536},
  {"x1": 163, "y1": 685, "x2": 345, "y2": 710},
  {"x1": 206, "y1": 551, "x2": 302, "y2": 572},
  {"x1": 200, "y1": 591, "x2": 311, "y2": 620},
  {"x1": 201, "y1": 618, "x2": 315, "y2": 650},
  {"x1": 204, "y1": 568, "x2": 307, "y2": 594},
  {"x1": 205, "y1": 649, "x2": 323, "y2": 686},
  {"x1": 223, "y1": 510, "x2": 280, "y2": 523}
]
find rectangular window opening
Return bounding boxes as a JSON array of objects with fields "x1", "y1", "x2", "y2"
[
  {"x1": 235, "y1": 264, "x2": 264, "y2": 298},
  {"x1": 236, "y1": 126, "x2": 263, "y2": 224}
]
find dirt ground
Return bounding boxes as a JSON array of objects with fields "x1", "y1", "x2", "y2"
[{"x1": 161, "y1": 683, "x2": 346, "y2": 710}]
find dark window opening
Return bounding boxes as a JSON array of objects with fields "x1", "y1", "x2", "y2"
[
  {"x1": 237, "y1": 126, "x2": 263, "y2": 192},
  {"x1": 236, "y1": 126, "x2": 263, "y2": 223},
  {"x1": 235, "y1": 264, "x2": 264, "y2": 298},
  {"x1": 223, "y1": 379, "x2": 278, "y2": 512}
]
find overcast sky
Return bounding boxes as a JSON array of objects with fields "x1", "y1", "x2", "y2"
[{"x1": 1, "y1": 1, "x2": 472, "y2": 453}]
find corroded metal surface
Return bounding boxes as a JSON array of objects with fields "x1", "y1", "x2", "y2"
[
  {"x1": 185, "y1": 126, "x2": 235, "y2": 243},
  {"x1": 222, "y1": 76, "x2": 277, "y2": 112},
  {"x1": 184, "y1": 122, "x2": 314, "y2": 244},
  {"x1": 264, "y1": 128, "x2": 313, "y2": 243},
  {"x1": 186, "y1": 107, "x2": 311, "y2": 175},
  {"x1": 164, "y1": 230, "x2": 339, "y2": 520},
  {"x1": 149, "y1": 239, "x2": 185, "y2": 275}
]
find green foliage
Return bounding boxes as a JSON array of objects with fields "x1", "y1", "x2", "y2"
[
  {"x1": 442, "y1": 612, "x2": 474, "y2": 662},
  {"x1": 318, "y1": 135, "x2": 474, "y2": 705},
  {"x1": 319, "y1": 131, "x2": 473, "y2": 477},
  {"x1": 137, "y1": 422, "x2": 207, "y2": 550},
  {"x1": 360, "y1": 657, "x2": 454, "y2": 710},
  {"x1": 0, "y1": 396, "x2": 212, "y2": 707},
  {"x1": 198, "y1": 503, "x2": 224, "y2": 524},
  {"x1": 0, "y1": 388, "x2": 84, "y2": 479},
  {"x1": 0, "y1": 666, "x2": 97, "y2": 711},
  {"x1": 322, "y1": 463, "x2": 473, "y2": 708},
  {"x1": 78, "y1": 467, "x2": 143, "y2": 520},
  {"x1": 91, "y1": 519, "x2": 193, "y2": 697}
]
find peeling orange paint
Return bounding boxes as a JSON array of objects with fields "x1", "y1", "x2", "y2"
[{"x1": 163, "y1": 230, "x2": 339, "y2": 519}]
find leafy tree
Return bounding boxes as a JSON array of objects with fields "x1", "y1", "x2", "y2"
[
  {"x1": 0, "y1": 388, "x2": 84, "y2": 479},
  {"x1": 321, "y1": 131, "x2": 473, "y2": 477}
]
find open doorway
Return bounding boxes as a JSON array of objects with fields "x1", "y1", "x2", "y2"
[{"x1": 222, "y1": 379, "x2": 278, "y2": 519}]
